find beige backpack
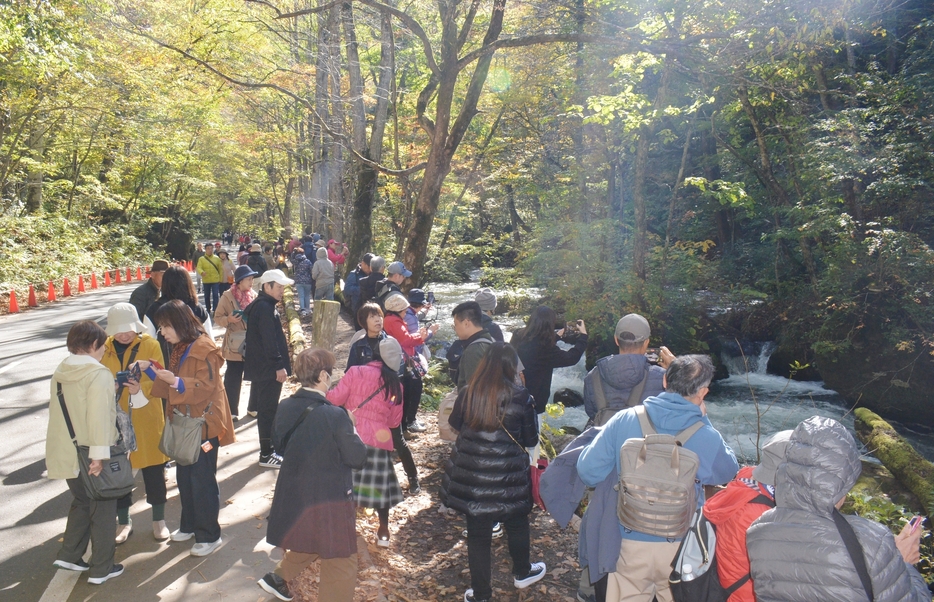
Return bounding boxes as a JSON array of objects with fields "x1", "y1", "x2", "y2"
[
  {"x1": 437, "y1": 389, "x2": 459, "y2": 441},
  {"x1": 616, "y1": 405, "x2": 704, "y2": 539}
]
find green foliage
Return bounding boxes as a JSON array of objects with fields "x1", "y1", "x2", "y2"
[
  {"x1": 424, "y1": 236, "x2": 518, "y2": 283},
  {"x1": 0, "y1": 216, "x2": 158, "y2": 292},
  {"x1": 420, "y1": 359, "x2": 454, "y2": 412}
]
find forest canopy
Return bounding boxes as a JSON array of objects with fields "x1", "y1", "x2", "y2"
[{"x1": 2, "y1": 0, "x2": 933, "y2": 420}]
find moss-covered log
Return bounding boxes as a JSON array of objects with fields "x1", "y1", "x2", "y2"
[{"x1": 854, "y1": 407, "x2": 934, "y2": 517}]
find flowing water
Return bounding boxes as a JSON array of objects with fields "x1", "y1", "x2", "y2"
[{"x1": 423, "y1": 277, "x2": 934, "y2": 463}]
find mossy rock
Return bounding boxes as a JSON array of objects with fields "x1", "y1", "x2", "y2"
[{"x1": 854, "y1": 407, "x2": 934, "y2": 517}]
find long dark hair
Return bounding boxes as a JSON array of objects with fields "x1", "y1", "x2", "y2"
[
  {"x1": 515, "y1": 305, "x2": 558, "y2": 348},
  {"x1": 160, "y1": 266, "x2": 197, "y2": 305},
  {"x1": 462, "y1": 342, "x2": 519, "y2": 431},
  {"x1": 379, "y1": 363, "x2": 403, "y2": 406},
  {"x1": 154, "y1": 299, "x2": 205, "y2": 344}
]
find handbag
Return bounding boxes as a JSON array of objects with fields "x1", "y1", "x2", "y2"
[
  {"x1": 226, "y1": 330, "x2": 247, "y2": 356},
  {"x1": 159, "y1": 402, "x2": 212, "y2": 466},
  {"x1": 56, "y1": 383, "x2": 134, "y2": 501}
]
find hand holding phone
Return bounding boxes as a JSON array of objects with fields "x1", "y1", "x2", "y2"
[{"x1": 909, "y1": 515, "x2": 924, "y2": 534}]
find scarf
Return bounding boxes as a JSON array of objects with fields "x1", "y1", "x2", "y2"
[
  {"x1": 169, "y1": 341, "x2": 188, "y2": 373},
  {"x1": 232, "y1": 285, "x2": 256, "y2": 310}
]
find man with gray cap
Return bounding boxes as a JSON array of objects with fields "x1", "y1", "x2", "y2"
[
  {"x1": 583, "y1": 313, "x2": 674, "y2": 426},
  {"x1": 375, "y1": 261, "x2": 410, "y2": 309},
  {"x1": 701, "y1": 430, "x2": 792, "y2": 602},
  {"x1": 129, "y1": 260, "x2": 169, "y2": 320},
  {"x1": 474, "y1": 288, "x2": 504, "y2": 342}
]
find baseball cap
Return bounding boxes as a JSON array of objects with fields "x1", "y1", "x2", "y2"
[
  {"x1": 257, "y1": 269, "x2": 295, "y2": 286},
  {"x1": 752, "y1": 430, "x2": 794, "y2": 486},
  {"x1": 615, "y1": 313, "x2": 651, "y2": 343},
  {"x1": 387, "y1": 261, "x2": 412, "y2": 278}
]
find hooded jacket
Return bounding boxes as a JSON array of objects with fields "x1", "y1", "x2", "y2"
[
  {"x1": 440, "y1": 384, "x2": 538, "y2": 520},
  {"x1": 243, "y1": 290, "x2": 291, "y2": 381},
  {"x1": 292, "y1": 253, "x2": 313, "y2": 286},
  {"x1": 46, "y1": 355, "x2": 118, "y2": 480},
  {"x1": 747, "y1": 416, "x2": 930, "y2": 602},
  {"x1": 582, "y1": 354, "x2": 665, "y2": 421},
  {"x1": 311, "y1": 247, "x2": 334, "y2": 286},
  {"x1": 577, "y1": 392, "x2": 739, "y2": 542}
]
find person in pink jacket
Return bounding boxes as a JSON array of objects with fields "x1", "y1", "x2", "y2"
[{"x1": 328, "y1": 337, "x2": 405, "y2": 547}]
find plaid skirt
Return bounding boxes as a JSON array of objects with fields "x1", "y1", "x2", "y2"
[{"x1": 353, "y1": 446, "x2": 403, "y2": 509}]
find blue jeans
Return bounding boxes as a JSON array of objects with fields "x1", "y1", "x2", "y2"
[
  {"x1": 315, "y1": 281, "x2": 334, "y2": 300},
  {"x1": 203, "y1": 283, "x2": 220, "y2": 314},
  {"x1": 177, "y1": 437, "x2": 220, "y2": 543},
  {"x1": 296, "y1": 283, "x2": 312, "y2": 311}
]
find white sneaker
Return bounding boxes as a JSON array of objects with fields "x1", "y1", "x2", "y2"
[
  {"x1": 115, "y1": 520, "x2": 133, "y2": 545},
  {"x1": 170, "y1": 529, "x2": 194, "y2": 542},
  {"x1": 190, "y1": 538, "x2": 222, "y2": 557},
  {"x1": 247, "y1": 410, "x2": 258, "y2": 417},
  {"x1": 153, "y1": 520, "x2": 170, "y2": 541}
]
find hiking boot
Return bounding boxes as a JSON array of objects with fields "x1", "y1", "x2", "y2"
[
  {"x1": 514, "y1": 562, "x2": 546, "y2": 589},
  {"x1": 88, "y1": 564, "x2": 124, "y2": 585},
  {"x1": 258, "y1": 572, "x2": 293, "y2": 601},
  {"x1": 259, "y1": 453, "x2": 283, "y2": 468},
  {"x1": 170, "y1": 529, "x2": 194, "y2": 542},
  {"x1": 53, "y1": 559, "x2": 89, "y2": 572},
  {"x1": 115, "y1": 519, "x2": 132, "y2": 545},
  {"x1": 464, "y1": 588, "x2": 491, "y2": 602},
  {"x1": 190, "y1": 538, "x2": 222, "y2": 557}
]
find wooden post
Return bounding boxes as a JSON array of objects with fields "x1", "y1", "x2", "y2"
[{"x1": 312, "y1": 300, "x2": 341, "y2": 349}]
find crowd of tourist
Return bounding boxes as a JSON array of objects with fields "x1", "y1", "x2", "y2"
[{"x1": 44, "y1": 234, "x2": 931, "y2": 601}]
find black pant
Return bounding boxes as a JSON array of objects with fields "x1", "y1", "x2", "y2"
[
  {"x1": 465, "y1": 513, "x2": 531, "y2": 600},
  {"x1": 59, "y1": 478, "x2": 117, "y2": 579},
  {"x1": 218, "y1": 283, "x2": 231, "y2": 297},
  {"x1": 401, "y1": 370, "x2": 423, "y2": 428},
  {"x1": 595, "y1": 573, "x2": 608, "y2": 602},
  {"x1": 177, "y1": 437, "x2": 220, "y2": 543},
  {"x1": 390, "y1": 426, "x2": 418, "y2": 484},
  {"x1": 116, "y1": 464, "x2": 167, "y2": 510},
  {"x1": 249, "y1": 378, "x2": 283, "y2": 455},
  {"x1": 223, "y1": 360, "x2": 244, "y2": 417}
]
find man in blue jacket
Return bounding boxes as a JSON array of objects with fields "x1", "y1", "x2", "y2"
[{"x1": 577, "y1": 354, "x2": 738, "y2": 602}]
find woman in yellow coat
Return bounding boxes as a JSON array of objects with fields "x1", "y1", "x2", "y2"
[{"x1": 102, "y1": 303, "x2": 169, "y2": 542}]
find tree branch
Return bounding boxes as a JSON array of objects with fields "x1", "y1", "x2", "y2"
[
  {"x1": 455, "y1": 33, "x2": 644, "y2": 71},
  {"x1": 274, "y1": 0, "x2": 344, "y2": 20}
]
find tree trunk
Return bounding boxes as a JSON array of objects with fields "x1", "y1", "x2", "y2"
[{"x1": 313, "y1": 299, "x2": 341, "y2": 348}]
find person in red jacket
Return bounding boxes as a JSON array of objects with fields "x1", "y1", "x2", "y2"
[
  {"x1": 703, "y1": 430, "x2": 793, "y2": 602},
  {"x1": 383, "y1": 293, "x2": 438, "y2": 435}
]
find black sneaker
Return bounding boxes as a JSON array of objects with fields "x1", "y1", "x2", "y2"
[
  {"x1": 88, "y1": 564, "x2": 124, "y2": 585},
  {"x1": 258, "y1": 572, "x2": 293, "y2": 601},
  {"x1": 53, "y1": 559, "x2": 89, "y2": 572},
  {"x1": 514, "y1": 562, "x2": 546, "y2": 588},
  {"x1": 259, "y1": 453, "x2": 283, "y2": 468}
]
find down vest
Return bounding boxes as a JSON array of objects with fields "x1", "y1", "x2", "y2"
[
  {"x1": 747, "y1": 416, "x2": 930, "y2": 602},
  {"x1": 440, "y1": 385, "x2": 538, "y2": 520}
]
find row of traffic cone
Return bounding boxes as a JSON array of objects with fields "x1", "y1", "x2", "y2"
[{"x1": 5, "y1": 265, "x2": 154, "y2": 314}]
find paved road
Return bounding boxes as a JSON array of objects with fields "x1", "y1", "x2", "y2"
[{"x1": 0, "y1": 267, "x2": 281, "y2": 602}]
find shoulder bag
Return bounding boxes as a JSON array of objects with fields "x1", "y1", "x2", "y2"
[
  {"x1": 833, "y1": 509, "x2": 875, "y2": 601},
  {"x1": 159, "y1": 401, "x2": 212, "y2": 466},
  {"x1": 56, "y1": 383, "x2": 134, "y2": 501}
]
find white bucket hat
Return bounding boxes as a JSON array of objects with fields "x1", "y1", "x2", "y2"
[{"x1": 105, "y1": 303, "x2": 146, "y2": 336}]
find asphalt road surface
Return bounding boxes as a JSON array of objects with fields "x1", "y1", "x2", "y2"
[{"x1": 0, "y1": 281, "x2": 147, "y2": 597}]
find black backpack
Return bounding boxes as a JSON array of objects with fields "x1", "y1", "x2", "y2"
[{"x1": 669, "y1": 494, "x2": 774, "y2": 602}]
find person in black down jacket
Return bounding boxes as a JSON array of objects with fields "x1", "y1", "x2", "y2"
[
  {"x1": 259, "y1": 348, "x2": 367, "y2": 602},
  {"x1": 512, "y1": 305, "x2": 588, "y2": 415},
  {"x1": 244, "y1": 269, "x2": 293, "y2": 468},
  {"x1": 441, "y1": 342, "x2": 547, "y2": 602}
]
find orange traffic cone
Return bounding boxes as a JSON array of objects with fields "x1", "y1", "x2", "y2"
[
  {"x1": 77, "y1": 275, "x2": 86, "y2": 293},
  {"x1": 115, "y1": 269, "x2": 122, "y2": 284},
  {"x1": 126, "y1": 267, "x2": 132, "y2": 281},
  {"x1": 8, "y1": 290, "x2": 19, "y2": 313},
  {"x1": 28, "y1": 284, "x2": 37, "y2": 307},
  {"x1": 91, "y1": 273, "x2": 99, "y2": 289},
  {"x1": 63, "y1": 278, "x2": 72, "y2": 297},
  {"x1": 137, "y1": 266, "x2": 143, "y2": 280},
  {"x1": 104, "y1": 271, "x2": 112, "y2": 287},
  {"x1": 47, "y1": 282, "x2": 56, "y2": 302}
]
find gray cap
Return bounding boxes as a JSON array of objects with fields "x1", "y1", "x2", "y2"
[
  {"x1": 615, "y1": 313, "x2": 651, "y2": 343},
  {"x1": 752, "y1": 429, "x2": 794, "y2": 486},
  {"x1": 379, "y1": 337, "x2": 403, "y2": 372},
  {"x1": 475, "y1": 288, "x2": 497, "y2": 311}
]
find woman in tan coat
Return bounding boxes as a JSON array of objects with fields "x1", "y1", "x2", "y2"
[
  {"x1": 102, "y1": 303, "x2": 169, "y2": 543},
  {"x1": 136, "y1": 300, "x2": 235, "y2": 557},
  {"x1": 213, "y1": 265, "x2": 257, "y2": 420}
]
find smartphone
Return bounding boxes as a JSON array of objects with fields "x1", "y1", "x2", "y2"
[
  {"x1": 426, "y1": 291, "x2": 436, "y2": 305},
  {"x1": 150, "y1": 359, "x2": 164, "y2": 371},
  {"x1": 909, "y1": 515, "x2": 924, "y2": 534},
  {"x1": 645, "y1": 347, "x2": 660, "y2": 365},
  {"x1": 232, "y1": 309, "x2": 244, "y2": 317}
]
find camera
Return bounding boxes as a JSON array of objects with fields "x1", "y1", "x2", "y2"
[
  {"x1": 116, "y1": 371, "x2": 131, "y2": 386},
  {"x1": 645, "y1": 347, "x2": 660, "y2": 365}
]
